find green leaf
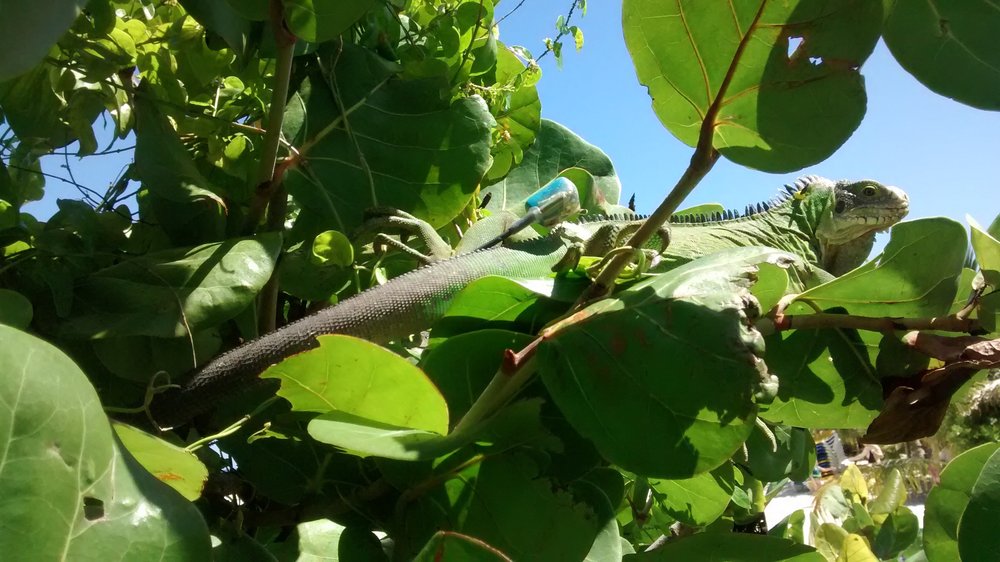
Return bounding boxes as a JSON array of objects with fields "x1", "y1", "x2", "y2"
[
  {"x1": 769, "y1": 509, "x2": 806, "y2": 544},
  {"x1": 263, "y1": 334, "x2": 449, "y2": 434},
  {"x1": 0, "y1": 288, "x2": 32, "y2": 329},
  {"x1": 676, "y1": 203, "x2": 726, "y2": 217},
  {"x1": 432, "y1": 276, "x2": 569, "y2": 341},
  {"x1": 421, "y1": 329, "x2": 534, "y2": 425},
  {"x1": 482, "y1": 45, "x2": 542, "y2": 182},
  {"x1": 971, "y1": 216, "x2": 1000, "y2": 333},
  {"x1": 284, "y1": 0, "x2": 377, "y2": 43},
  {"x1": 923, "y1": 443, "x2": 1000, "y2": 562},
  {"x1": 59, "y1": 234, "x2": 282, "y2": 338},
  {"x1": 112, "y1": 422, "x2": 208, "y2": 501},
  {"x1": 404, "y1": 453, "x2": 606, "y2": 562},
  {"x1": 310, "y1": 229, "x2": 354, "y2": 266},
  {"x1": 0, "y1": 325, "x2": 210, "y2": 559},
  {"x1": 0, "y1": 65, "x2": 76, "y2": 148},
  {"x1": 623, "y1": 532, "x2": 823, "y2": 561},
  {"x1": 308, "y1": 411, "x2": 454, "y2": 461},
  {"x1": 958, "y1": 445, "x2": 1000, "y2": 562},
  {"x1": 285, "y1": 44, "x2": 494, "y2": 231},
  {"x1": 794, "y1": 218, "x2": 968, "y2": 318},
  {"x1": 414, "y1": 531, "x2": 513, "y2": 561},
  {"x1": 760, "y1": 328, "x2": 883, "y2": 429},
  {"x1": 647, "y1": 462, "x2": 736, "y2": 526},
  {"x1": 868, "y1": 468, "x2": 907, "y2": 515},
  {"x1": 622, "y1": 0, "x2": 882, "y2": 172},
  {"x1": 871, "y1": 506, "x2": 919, "y2": 560},
  {"x1": 177, "y1": 0, "x2": 254, "y2": 58},
  {"x1": 884, "y1": 2, "x2": 1000, "y2": 110},
  {"x1": 838, "y1": 533, "x2": 879, "y2": 561},
  {"x1": 133, "y1": 93, "x2": 226, "y2": 244},
  {"x1": 482, "y1": 120, "x2": 621, "y2": 215},
  {"x1": 539, "y1": 248, "x2": 789, "y2": 478},
  {"x1": 0, "y1": 0, "x2": 88, "y2": 80},
  {"x1": 745, "y1": 425, "x2": 815, "y2": 482}
]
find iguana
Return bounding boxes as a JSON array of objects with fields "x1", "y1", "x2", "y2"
[{"x1": 150, "y1": 176, "x2": 908, "y2": 426}]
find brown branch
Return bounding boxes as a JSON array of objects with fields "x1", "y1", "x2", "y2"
[
  {"x1": 765, "y1": 312, "x2": 982, "y2": 335},
  {"x1": 573, "y1": 2, "x2": 768, "y2": 306},
  {"x1": 252, "y1": 0, "x2": 297, "y2": 333}
]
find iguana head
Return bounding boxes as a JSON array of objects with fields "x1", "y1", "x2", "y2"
[{"x1": 812, "y1": 177, "x2": 909, "y2": 275}]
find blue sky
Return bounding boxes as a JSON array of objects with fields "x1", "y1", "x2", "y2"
[
  {"x1": 27, "y1": 2, "x2": 1000, "y2": 235},
  {"x1": 499, "y1": 1, "x2": 1000, "y2": 230}
]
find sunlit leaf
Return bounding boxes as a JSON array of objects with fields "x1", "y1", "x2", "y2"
[
  {"x1": 884, "y1": 2, "x2": 1000, "y2": 110},
  {"x1": 60, "y1": 234, "x2": 281, "y2": 338},
  {"x1": 539, "y1": 248, "x2": 802, "y2": 477},
  {"x1": 263, "y1": 334, "x2": 449, "y2": 434},
  {"x1": 622, "y1": 532, "x2": 823, "y2": 561},
  {"x1": 924, "y1": 443, "x2": 1000, "y2": 562},
  {"x1": 0, "y1": 325, "x2": 210, "y2": 559},
  {"x1": 622, "y1": 0, "x2": 882, "y2": 172},
  {"x1": 112, "y1": 422, "x2": 208, "y2": 501},
  {"x1": 0, "y1": 0, "x2": 87, "y2": 80}
]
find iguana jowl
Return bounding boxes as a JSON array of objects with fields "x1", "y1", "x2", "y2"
[{"x1": 150, "y1": 176, "x2": 908, "y2": 426}]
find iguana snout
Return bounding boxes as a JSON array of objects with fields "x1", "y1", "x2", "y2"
[{"x1": 819, "y1": 180, "x2": 909, "y2": 246}]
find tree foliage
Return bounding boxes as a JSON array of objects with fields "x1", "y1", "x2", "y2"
[{"x1": 1, "y1": 0, "x2": 999, "y2": 559}]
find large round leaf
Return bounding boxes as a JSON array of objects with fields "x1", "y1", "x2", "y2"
[
  {"x1": 539, "y1": 248, "x2": 799, "y2": 478},
  {"x1": 0, "y1": 0, "x2": 87, "y2": 80},
  {"x1": 622, "y1": 0, "x2": 882, "y2": 172},
  {"x1": 284, "y1": 44, "x2": 494, "y2": 232},
  {"x1": 0, "y1": 325, "x2": 210, "y2": 559},
  {"x1": 923, "y1": 442, "x2": 1000, "y2": 561},
  {"x1": 884, "y1": 2, "x2": 1000, "y2": 110},
  {"x1": 59, "y1": 233, "x2": 282, "y2": 338}
]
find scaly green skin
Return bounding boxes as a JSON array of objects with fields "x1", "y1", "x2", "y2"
[
  {"x1": 151, "y1": 218, "x2": 655, "y2": 426},
  {"x1": 150, "y1": 176, "x2": 908, "y2": 426},
  {"x1": 661, "y1": 176, "x2": 909, "y2": 275}
]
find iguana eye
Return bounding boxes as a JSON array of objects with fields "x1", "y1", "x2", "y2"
[{"x1": 862, "y1": 185, "x2": 877, "y2": 196}]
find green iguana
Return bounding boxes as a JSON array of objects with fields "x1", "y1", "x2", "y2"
[{"x1": 150, "y1": 176, "x2": 908, "y2": 426}]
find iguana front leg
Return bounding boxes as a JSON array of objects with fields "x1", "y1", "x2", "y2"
[
  {"x1": 356, "y1": 208, "x2": 455, "y2": 264},
  {"x1": 551, "y1": 219, "x2": 671, "y2": 278}
]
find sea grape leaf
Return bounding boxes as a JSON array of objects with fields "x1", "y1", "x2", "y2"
[
  {"x1": 284, "y1": 0, "x2": 377, "y2": 43},
  {"x1": 792, "y1": 218, "x2": 967, "y2": 318},
  {"x1": 622, "y1": 0, "x2": 882, "y2": 172},
  {"x1": 884, "y1": 2, "x2": 1000, "y2": 110},
  {"x1": 262, "y1": 335, "x2": 449, "y2": 434},
  {"x1": 871, "y1": 506, "x2": 919, "y2": 560},
  {"x1": 924, "y1": 443, "x2": 1000, "y2": 562},
  {"x1": 112, "y1": 422, "x2": 208, "y2": 501},
  {"x1": 284, "y1": 43, "x2": 494, "y2": 233},
  {"x1": 622, "y1": 532, "x2": 823, "y2": 561},
  {"x1": 744, "y1": 425, "x2": 815, "y2": 482},
  {"x1": 414, "y1": 532, "x2": 513, "y2": 561},
  {"x1": 0, "y1": 325, "x2": 210, "y2": 559},
  {"x1": 0, "y1": 288, "x2": 32, "y2": 329},
  {"x1": 404, "y1": 453, "x2": 606, "y2": 562},
  {"x1": 177, "y1": 0, "x2": 254, "y2": 59},
  {"x1": 482, "y1": 120, "x2": 621, "y2": 215},
  {"x1": 759, "y1": 327, "x2": 883, "y2": 429},
  {"x1": 538, "y1": 248, "x2": 799, "y2": 478},
  {"x1": 647, "y1": 462, "x2": 736, "y2": 526},
  {"x1": 59, "y1": 233, "x2": 281, "y2": 338},
  {"x1": 0, "y1": 0, "x2": 88, "y2": 80},
  {"x1": 482, "y1": 45, "x2": 542, "y2": 183},
  {"x1": 970, "y1": 217, "x2": 1000, "y2": 330},
  {"x1": 431, "y1": 276, "x2": 569, "y2": 341},
  {"x1": 958, "y1": 446, "x2": 1000, "y2": 562},
  {"x1": 133, "y1": 93, "x2": 226, "y2": 244},
  {"x1": 0, "y1": 65, "x2": 77, "y2": 148},
  {"x1": 420, "y1": 329, "x2": 534, "y2": 425}
]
